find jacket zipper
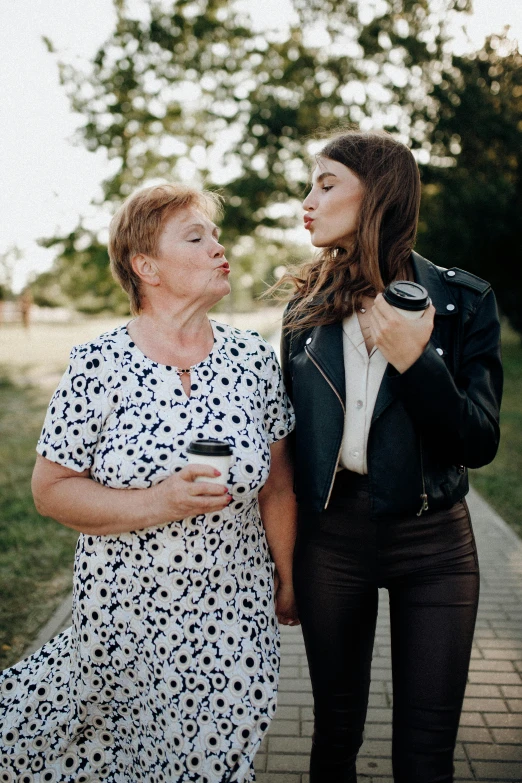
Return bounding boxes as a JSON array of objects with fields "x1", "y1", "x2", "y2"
[
  {"x1": 417, "y1": 435, "x2": 429, "y2": 516},
  {"x1": 305, "y1": 346, "x2": 345, "y2": 509}
]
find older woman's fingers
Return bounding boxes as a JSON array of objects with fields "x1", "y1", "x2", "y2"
[
  {"x1": 188, "y1": 480, "x2": 229, "y2": 496},
  {"x1": 180, "y1": 463, "x2": 222, "y2": 482}
]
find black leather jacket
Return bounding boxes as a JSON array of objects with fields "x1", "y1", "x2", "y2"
[{"x1": 281, "y1": 252, "x2": 503, "y2": 518}]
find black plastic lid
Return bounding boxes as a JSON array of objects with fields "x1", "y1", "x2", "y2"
[
  {"x1": 187, "y1": 439, "x2": 233, "y2": 456},
  {"x1": 382, "y1": 281, "x2": 430, "y2": 311}
]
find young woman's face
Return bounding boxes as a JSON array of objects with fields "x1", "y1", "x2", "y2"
[{"x1": 303, "y1": 157, "x2": 364, "y2": 249}]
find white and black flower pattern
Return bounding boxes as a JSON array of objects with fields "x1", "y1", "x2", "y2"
[{"x1": 0, "y1": 321, "x2": 294, "y2": 783}]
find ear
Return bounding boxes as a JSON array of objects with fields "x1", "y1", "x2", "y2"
[{"x1": 131, "y1": 254, "x2": 161, "y2": 287}]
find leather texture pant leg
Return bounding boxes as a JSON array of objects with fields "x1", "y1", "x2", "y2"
[{"x1": 294, "y1": 473, "x2": 479, "y2": 783}]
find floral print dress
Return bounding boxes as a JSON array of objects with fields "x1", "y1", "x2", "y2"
[{"x1": 0, "y1": 320, "x2": 294, "y2": 783}]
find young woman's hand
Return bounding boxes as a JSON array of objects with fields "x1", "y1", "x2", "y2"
[{"x1": 370, "y1": 293, "x2": 436, "y2": 373}]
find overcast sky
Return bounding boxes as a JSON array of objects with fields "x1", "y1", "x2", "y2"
[{"x1": 1, "y1": 0, "x2": 521, "y2": 291}]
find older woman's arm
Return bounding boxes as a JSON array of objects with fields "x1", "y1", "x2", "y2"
[
  {"x1": 258, "y1": 436, "x2": 299, "y2": 625},
  {"x1": 32, "y1": 455, "x2": 231, "y2": 536}
]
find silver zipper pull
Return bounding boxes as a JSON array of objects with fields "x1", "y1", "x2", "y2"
[{"x1": 417, "y1": 493, "x2": 429, "y2": 516}]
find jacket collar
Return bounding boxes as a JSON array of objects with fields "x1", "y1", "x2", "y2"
[{"x1": 411, "y1": 251, "x2": 459, "y2": 315}]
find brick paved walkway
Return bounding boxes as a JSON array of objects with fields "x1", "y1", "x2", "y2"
[
  {"x1": 254, "y1": 487, "x2": 522, "y2": 783},
  {"x1": 25, "y1": 487, "x2": 522, "y2": 782}
]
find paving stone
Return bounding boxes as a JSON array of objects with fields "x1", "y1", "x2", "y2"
[
  {"x1": 268, "y1": 737, "x2": 311, "y2": 754},
  {"x1": 267, "y1": 720, "x2": 300, "y2": 736},
  {"x1": 490, "y1": 727, "x2": 522, "y2": 744},
  {"x1": 456, "y1": 726, "x2": 493, "y2": 743},
  {"x1": 356, "y1": 758, "x2": 393, "y2": 776},
  {"x1": 267, "y1": 754, "x2": 310, "y2": 773},
  {"x1": 459, "y1": 712, "x2": 486, "y2": 727},
  {"x1": 279, "y1": 667, "x2": 300, "y2": 678},
  {"x1": 469, "y1": 659, "x2": 516, "y2": 672},
  {"x1": 469, "y1": 671, "x2": 522, "y2": 685},
  {"x1": 477, "y1": 640, "x2": 522, "y2": 650},
  {"x1": 364, "y1": 723, "x2": 392, "y2": 740},
  {"x1": 255, "y1": 753, "x2": 267, "y2": 772},
  {"x1": 273, "y1": 706, "x2": 300, "y2": 720},
  {"x1": 484, "y1": 713, "x2": 522, "y2": 728},
  {"x1": 256, "y1": 774, "x2": 301, "y2": 782},
  {"x1": 278, "y1": 678, "x2": 312, "y2": 692},
  {"x1": 501, "y1": 685, "x2": 522, "y2": 697},
  {"x1": 506, "y1": 699, "x2": 522, "y2": 711},
  {"x1": 366, "y1": 707, "x2": 393, "y2": 723},
  {"x1": 470, "y1": 762, "x2": 522, "y2": 780},
  {"x1": 464, "y1": 684, "x2": 502, "y2": 698},
  {"x1": 462, "y1": 697, "x2": 509, "y2": 712},
  {"x1": 453, "y1": 759, "x2": 474, "y2": 779},
  {"x1": 277, "y1": 691, "x2": 314, "y2": 706},
  {"x1": 465, "y1": 743, "x2": 522, "y2": 761},
  {"x1": 359, "y1": 740, "x2": 392, "y2": 757}
]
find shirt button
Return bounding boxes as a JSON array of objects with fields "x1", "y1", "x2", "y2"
[
  {"x1": 305, "y1": 337, "x2": 312, "y2": 345},
  {"x1": 446, "y1": 304, "x2": 455, "y2": 311},
  {"x1": 436, "y1": 348, "x2": 444, "y2": 356},
  {"x1": 351, "y1": 450, "x2": 359, "y2": 458},
  {"x1": 356, "y1": 400, "x2": 363, "y2": 409},
  {"x1": 447, "y1": 270, "x2": 456, "y2": 277}
]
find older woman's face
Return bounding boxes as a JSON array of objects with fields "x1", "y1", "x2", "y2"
[
  {"x1": 302, "y1": 157, "x2": 364, "y2": 249},
  {"x1": 153, "y1": 207, "x2": 230, "y2": 305}
]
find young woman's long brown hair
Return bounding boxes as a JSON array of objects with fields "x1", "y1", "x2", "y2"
[{"x1": 279, "y1": 130, "x2": 421, "y2": 332}]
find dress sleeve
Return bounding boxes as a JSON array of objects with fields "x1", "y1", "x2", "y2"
[
  {"x1": 262, "y1": 344, "x2": 296, "y2": 444},
  {"x1": 36, "y1": 344, "x2": 106, "y2": 472}
]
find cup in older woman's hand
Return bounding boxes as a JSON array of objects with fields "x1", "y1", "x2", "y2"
[{"x1": 187, "y1": 439, "x2": 233, "y2": 485}]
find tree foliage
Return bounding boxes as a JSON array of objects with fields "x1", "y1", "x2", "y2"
[
  {"x1": 417, "y1": 34, "x2": 522, "y2": 333},
  {"x1": 36, "y1": 0, "x2": 521, "y2": 333}
]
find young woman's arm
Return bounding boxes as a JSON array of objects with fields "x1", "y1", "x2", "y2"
[
  {"x1": 373, "y1": 290, "x2": 503, "y2": 468},
  {"x1": 258, "y1": 436, "x2": 299, "y2": 625},
  {"x1": 32, "y1": 455, "x2": 231, "y2": 536}
]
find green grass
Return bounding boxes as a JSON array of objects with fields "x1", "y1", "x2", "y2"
[
  {"x1": 0, "y1": 367, "x2": 78, "y2": 670},
  {"x1": 470, "y1": 323, "x2": 522, "y2": 539}
]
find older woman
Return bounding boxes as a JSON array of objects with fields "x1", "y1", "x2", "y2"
[{"x1": 0, "y1": 184, "x2": 297, "y2": 782}]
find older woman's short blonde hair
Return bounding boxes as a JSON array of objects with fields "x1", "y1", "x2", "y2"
[{"x1": 108, "y1": 183, "x2": 223, "y2": 315}]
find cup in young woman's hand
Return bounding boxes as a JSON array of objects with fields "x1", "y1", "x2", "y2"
[{"x1": 383, "y1": 281, "x2": 431, "y2": 320}]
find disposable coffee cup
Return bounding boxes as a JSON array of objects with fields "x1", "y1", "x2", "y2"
[
  {"x1": 383, "y1": 281, "x2": 431, "y2": 320},
  {"x1": 186, "y1": 439, "x2": 233, "y2": 484}
]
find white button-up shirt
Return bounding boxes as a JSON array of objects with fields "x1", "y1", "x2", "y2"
[{"x1": 340, "y1": 312, "x2": 387, "y2": 474}]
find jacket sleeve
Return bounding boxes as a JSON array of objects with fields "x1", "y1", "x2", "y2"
[{"x1": 388, "y1": 288, "x2": 503, "y2": 468}]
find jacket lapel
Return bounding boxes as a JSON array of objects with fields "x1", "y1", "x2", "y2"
[{"x1": 306, "y1": 321, "x2": 345, "y2": 405}]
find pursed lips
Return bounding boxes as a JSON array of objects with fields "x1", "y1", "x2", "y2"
[{"x1": 304, "y1": 215, "x2": 314, "y2": 230}]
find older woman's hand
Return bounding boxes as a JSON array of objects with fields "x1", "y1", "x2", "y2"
[
  {"x1": 370, "y1": 293, "x2": 435, "y2": 374},
  {"x1": 274, "y1": 573, "x2": 300, "y2": 626},
  {"x1": 153, "y1": 464, "x2": 231, "y2": 521}
]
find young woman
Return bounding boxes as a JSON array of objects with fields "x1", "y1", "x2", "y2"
[{"x1": 280, "y1": 131, "x2": 503, "y2": 782}]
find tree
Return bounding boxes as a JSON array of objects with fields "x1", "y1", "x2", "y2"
[
  {"x1": 38, "y1": 0, "x2": 477, "y2": 313},
  {"x1": 417, "y1": 33, "x2": 522, "y2": 334}
]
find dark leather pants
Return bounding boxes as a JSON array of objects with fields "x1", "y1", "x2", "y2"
[{"x1": 294, "y1": 471, "x2": 480, "y2": 783}]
